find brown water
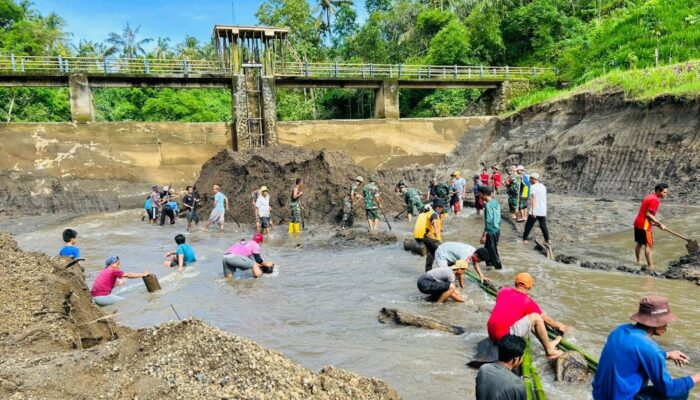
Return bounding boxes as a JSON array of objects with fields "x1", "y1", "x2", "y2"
[{"x1": 8, "y1": 200, "x2": 700, "y2": 400}]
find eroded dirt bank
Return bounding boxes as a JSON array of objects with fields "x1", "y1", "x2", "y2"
[
  {"x1": 194, "y1": 146, "x2": 411, "y2": 224},
  {"x1": 469, "y1": 92, "x2": 700, "y2": 202},
  {"x1": 0, "y1": 231, "x2": 399, "y2": 400}
]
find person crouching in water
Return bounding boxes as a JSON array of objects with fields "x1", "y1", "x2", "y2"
[
  {"x1": 91, "y1": 256, "x2": 150, "y2": 306},
  {"x1": 416, "y1": 260, "x2": 469, "y2": 303},
  {"x1": 162, "y1": 234, "x2": 197, "y2": 272},
  {"x1": 222, "y1": 233, "x2": 274, "y2": 280}
]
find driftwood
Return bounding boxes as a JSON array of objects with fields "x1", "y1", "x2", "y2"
[
  {"x1": 403, "y1": 238, "x2": 427, "y2": 256},
  {"x1": 142, "y1": 274, "x2": 161, "y2": 293},
  {"x1": 378, "y1": 307, "x2": 465, "y2": 335},
  {"x1": 534, "y1": 239, "x2": 553, "y2": 260}
]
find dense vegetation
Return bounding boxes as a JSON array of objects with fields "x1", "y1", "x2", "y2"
[{"x1": 0, "y1": 0, "x2": 698, "y2": 122}]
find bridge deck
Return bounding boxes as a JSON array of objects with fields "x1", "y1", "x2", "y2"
[{"x1": 0, "y1": 55, "x2": 554, "y2": 89}]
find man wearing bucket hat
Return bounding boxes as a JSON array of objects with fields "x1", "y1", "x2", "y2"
[
  {"x1": 423, "y1": 198, "x2": 446, "y2": 271},
  {"x1": 416, "y1": 260, "x2": 469, "y2": 303},
  {"x1": 487, "y1": 272, "x2": 568, "y2": 360},
  {"x1": 255, "y1": 186, "x2": 272, "y2": 235},
  {"x1": 522, "y1": 172, "x2": 550, "y2": 246},
  {"x1": 592, "y1": 296, "x2": 699, "y2": 400},
  {"x1": 341, "y1": 176, "x2": 363, "y2": 228},
  {"x1": 90, "y1": 256, "x2": 151, "y2": 306}
]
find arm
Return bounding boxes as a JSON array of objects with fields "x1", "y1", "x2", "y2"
[
  {"x1": 164, "y1": 251, "x2": 176, "y2": 257},
  {"x1": 225, "y1": 196, "x2": 229, "y2": 211},
  {"x1": 642, "y1": 348, "x2": 696, "y2": 398},
  {"x1": 253, "y1": 253, "x2": 264, "y2": 264},
  {"x1": 542, "y1": 313, "x2": 569, "y2": 334},
  {"x1": 530, "y1": 191, "x2": 537, "y2": 215},
  {"x1": 473, "y1": 262, "x2": 488, "y2": 283},
  {"x1": 122, "y1": 271, "x2": 150, "y2": 279},
  {"x1": 646, "y1": 210, "x2": 666, "y2": 230},
  {"x1": 178, "y1": 254, "x2": 184, "y2": 272},
  {"x1": 458, "y1": 273, "x2": 464, "y2": 288}
]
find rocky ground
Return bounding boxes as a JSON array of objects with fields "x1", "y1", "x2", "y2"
[
  {"x1": 194, "y1": 145, "x2": 410, "y2": 225},
  {"x1": 0, "y1": 231, "x2": 399, "y2": 400}
]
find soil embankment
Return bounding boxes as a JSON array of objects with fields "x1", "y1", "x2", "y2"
[
  {"x1": 0, "y1": 230, "x2": 399, "y2": 399},
  {"x1": 194, "y1": 146, "x2": 410, "y2": 225},
  {"x1": 467, "y1": 92, "x2": 700, "y2": 202}
]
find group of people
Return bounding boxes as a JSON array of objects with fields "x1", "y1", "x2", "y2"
[{"x1": 145, "y1": 184, "x2": 230, "y2": 232}]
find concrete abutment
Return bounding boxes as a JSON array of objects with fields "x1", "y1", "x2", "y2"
[
  {"x1": 68, "y1": 74, "x2": 95, "y2": 123},
  {"x1": 374, "y1": 79, "x2": 400, "y2": 119}
]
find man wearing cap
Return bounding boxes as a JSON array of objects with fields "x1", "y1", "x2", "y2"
[
  {"x1": 417, "y1": 261, "x2": 468, "y2": 303},
  {"x1": 593, "y1": 296, "x2": 699, "y2": 400},
  {"x1": 342, "y1": 176, "x2": 363, "y2": 228},
  {"x1": 363, "y1": 176, "x2": 382, "y2": 233},
  {"x1": 516, "y1": 166, "x2": 530, "y2": 222},
  {"x1": 434, "y1": 241, "x2": 490, "y2": 284},
  {"x1": 424, "y1": 199, "x2": 446, "y2": 271},
  {"x1": 480, "y1": 186, "x2": 503, "y2": 270},
  {"x1": 91, "y1": 256, "x2": 150, "y2": 306},
  {"x1": 255, "y1": 186, "x2": 273, "y2": 235},
  {"x1": 633, "y1": 183, "x2": 669, "y2": 270},
  {"x1": 222, "y1": 233, "x2": 275, "y2": 279},
  {"x1": 522, "y1": 172, "x2": 550, "y2": 246},
  {"x1": 487, "y1": 272, "x2": 568, "y2": 360},
  {"x1": 452, "y1": 171, "x2": 467, "y2": 215},
  {"x1": 397, "y1": 181, "x2": 423, "y2": 223}
]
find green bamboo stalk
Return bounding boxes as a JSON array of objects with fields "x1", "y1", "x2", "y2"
[
  {"x1": 531, "y1": 358, "x2": 547, "y2": 400},
  {"x1": 522, "y1": 338, "x2": 535, "y2": 400}
]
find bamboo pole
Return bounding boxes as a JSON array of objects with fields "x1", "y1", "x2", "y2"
[{"x1": 522, "y1": 338, "x2": 535, "y2": 400}]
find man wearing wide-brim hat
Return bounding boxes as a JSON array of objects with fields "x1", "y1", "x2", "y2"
[
  {"x1": 416, "y1": 259, "x2": 468, "y2": 304},
  {"x1": 592, "y1": 296, "x2": 700, "y2": 400}
]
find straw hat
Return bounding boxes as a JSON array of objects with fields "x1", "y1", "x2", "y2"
[
  {"x1": 451, "y1": 260, "x2": 468, "y2": 271},
  {"x1": 260, "y1": 186, "x2": 269, "y2": 192},
  {"x1": 355, "y1": 176, "x2": 364, "y2": 183}
]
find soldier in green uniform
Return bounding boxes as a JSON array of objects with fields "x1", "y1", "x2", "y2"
[
  {"x1": 341, "y1": 176, "x2": 363, "y2": 228},
  {"x1": 363, "y1": 176, "x2": 382, "y2": 233},
  {"x1": 505, "y1": 165, "x2": 521, "y2": 221},
  {"x1": 397, "y1": 180, "x2": 423, "y2": 222}
]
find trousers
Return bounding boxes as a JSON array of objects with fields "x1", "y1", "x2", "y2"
[{"x1": 523, "y1": 215, "x2": 550, "y2": 242}]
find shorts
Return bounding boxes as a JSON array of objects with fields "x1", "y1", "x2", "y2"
[
  {"x1": 634, "y1": 228, "x2": 653, "y2": 247},
  {"x1": 366, "y1": 208, "x2": 378, "y2": 220},
  {"x1": 92, "y1": 293, "x2": 125, "y2": 307},
  {"x1": 186, "y1": 209, "x2": 200, "y2": 223},
  {"x1": 509, "y1": 315, "x2": 532, "y2": 338},
  {"x1": 150, "y1": 207, "x2": 158, "y2": 220},
  {"x1": 518, "y1": 198, "x2": 529, "y2": 210},
  {"x1": 417, "y1": 276, "x2": 451, "y2": 295},
  {"x1": 260, "y1": 217, "x2": 271, "y2": 229},
  {"x1": 222, "y1": 254, "x2": 254, "y2": 276},
  {"x1": 208, "y1": 209, "x2": 225, "y2": 225}
]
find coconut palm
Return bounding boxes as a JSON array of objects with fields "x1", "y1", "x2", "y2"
[
  {"x1": 106, "y1": 23, "x2": 153, "y2": 59},
  {"x1": 314, "y1": 0, "x2": 354, "y2": 37},
  {"x1": 41, "y1": 12, "x2": 72, "y2": 55},
  {"x1": 151, "y1": 37, "x2": 172, "y2": 59},
  {"x1": 176, "y1": 35, "x2": 203, "y2": 59}
]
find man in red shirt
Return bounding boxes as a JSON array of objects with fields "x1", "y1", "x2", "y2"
[
  {"x1": 491, "y1": 166, "x2": 502, "y2": 194},
  {"x1": 633, "y1": 183, "x2": 668, "y2": 269},
  {"x1": 480, "y1": 168, "x2": 490, "y2": 187},
  {"x1": 487, "y1": 272, "x2": 569, "y2": 360},
  {"x1": 91, "y1": 256, "x2": 150, "y2": 306}
]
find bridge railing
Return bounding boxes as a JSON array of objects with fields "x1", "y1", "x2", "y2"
[
  {"x1": 0, "y1": 55, "x2": 223, "y2": 75},
  {"x1": 275, "y1": 62, "x2": 555, "y2": 81}
]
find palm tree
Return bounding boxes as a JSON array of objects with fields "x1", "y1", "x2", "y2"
[
  {"x1": 42, "y1": 12, "x2": 72, "y2": 55},
  {"x1": 18, "y1": 0, "x2": 37, "y2": 19},
  {"x1": 151, "y1": 37, "x2": 171, "y2": 59},
  {"x1": 314, "y1": 0, "x2": 354, "y2": 37},
  {"x1": 176, "y1": 35, "x2": 203, "y2": 59},
  {"x1": 106, "y1": 23, "x2": 153, "y2": 59}
]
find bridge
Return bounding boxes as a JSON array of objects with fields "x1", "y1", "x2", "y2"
[{"x1": 0, "y1": 25, "x2": 554, "y2": 150}]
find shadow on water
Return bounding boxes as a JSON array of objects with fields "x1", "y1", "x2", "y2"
[{"x1": 8, "y1": 203, "x2": 700, "y2": 400}]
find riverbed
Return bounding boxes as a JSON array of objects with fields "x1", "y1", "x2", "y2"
[{"x1": 7, "y1": 195, "x2": 700, "y2": 400}]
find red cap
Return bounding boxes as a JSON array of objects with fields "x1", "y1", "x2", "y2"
[{"x1": 252, "y1": 233, "x2": 264, "y2": 244}]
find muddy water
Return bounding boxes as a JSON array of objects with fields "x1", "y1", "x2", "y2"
[{"x1": 8, "y1": 200, "x2": 700, "y2": 400}]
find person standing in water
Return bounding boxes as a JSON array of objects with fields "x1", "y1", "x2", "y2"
[
  {"x1": 182, "y1": 185, "x2": 200, "y2": 232},
  {"x1": 289, "y1": 178, "x2": 304, "y2": 234},
  {"x1": 633, "y1": 183, "x2": 668, "y2": 270},
  {"x1": 451, "y1": 171, "x2": 467, "y2": 215},
  {"x1": 423, "y1": 199, "x2": 446, "y2": 271},
  {"x1": 255, "y1": 186, "x2": 273, "y2": 235},
  {"x1": 204, "y1": 184, "x2": 228, "y2": 232},
  {"x1": 522, "y1": 173, "x2": 550, "y2": 246},
  {"x1": 491, "y1": 166, "x2": 502, "y2": 195},
  {"x1": 363, "y1": 176, "x2": 382, "y2": 233},
  {"x1": 480, "y1": 186, "x2": 502, "y2": 270},
  {"x1": 342, "y1": 176, "x2": 363, "y2": 228},
  {"x1": 149, "y1": 185, "x2": 160, "y2": 224}
]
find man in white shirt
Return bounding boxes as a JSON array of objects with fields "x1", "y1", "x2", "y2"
[
  {"x1": 255, "y1": 186, "x2": 273, "y2": 235},
  {"x1": 522, "y1": 173, "x2": 550, "y2": 245}
]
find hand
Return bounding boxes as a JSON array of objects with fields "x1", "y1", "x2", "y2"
[
  {"x1": 557, "y1": 323, "x2": 570, "y2": 334},
  {"x1": 480, "y1": 276, "x2": 491, "y2": 284},
  {"x1": 658, "y1": 223, "x2": 667, "y2": 231},
  {"x1": 480, "y1": 233, "x2": 487, "y2": 245},
  {"x1": 667, "y1": 350, "x2": 690, "y2": 367},
  {"x1": 143, "y1": 271, "x2": 151, "y2": 277}
]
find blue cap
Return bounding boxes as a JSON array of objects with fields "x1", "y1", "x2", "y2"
[{"x1": 105, "y1": 256, "x2": 120, "y2": 266}]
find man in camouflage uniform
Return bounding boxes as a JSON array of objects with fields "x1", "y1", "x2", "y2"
[
  {"x1": 505, "y1": 165, "x2": 520, "y2": 221},
  {"x1": 397, "y1": 180, "x2": 423, "y2": 222},
  {"x1": 341, "y1": 176, "x2": 363, "y2": 228},
  {"x1": 363, "y1": 176, "x2": 382, "y2": 233},
  {"x1": 434, "y1": 180, "x2": 453, "y2": 208}
]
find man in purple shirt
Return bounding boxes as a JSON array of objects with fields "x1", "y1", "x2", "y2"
[{"x1": 592, "y1": 296, "x2": 699, "y2": 400}]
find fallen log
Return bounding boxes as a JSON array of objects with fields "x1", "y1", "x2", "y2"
[
  {"x1": 378, "y1": 307, "x2": 465, "y2": 335},
  {"x1": 142, "y1": 274, "x2": 161, "y2": 293},
  {"x1": 403, "y1": 238, "x2": 427, "y2": 256}
]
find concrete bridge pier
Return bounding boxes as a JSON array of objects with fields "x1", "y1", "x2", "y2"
[
  {"x1": 68, "y1": 74, "x2": 95, "y2": 123},
  {"x1": 374, "y1": 79, "x2": 400, "y2": 119}
]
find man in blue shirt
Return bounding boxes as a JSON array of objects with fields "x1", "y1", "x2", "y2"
[
  {"x1": 163, "y1": 234, "x2": 197, "y2": 272},
  {"x1": 592, "y1": 296, "x2": 699, "y2": 400},
  {"x1": 59, "y1": 228, "x2": 80, "y2": 259},
  {"x1": 204, "y1": 184, "x2": 228, "y2": 232}
]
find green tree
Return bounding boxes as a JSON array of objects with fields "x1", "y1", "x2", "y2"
[
  {"x1": 0, "y1": 0, "x2": 23, "y2": 29},
  {"x1": 256, "y1": 0, "x2": 321, "y2": 60},
  {"x1": 151, "y1": 37, "x2": 171, "y2": 59},
  {"x1": 365, "y1": 0, "x2": 391, "y2": 13},
  {"x1": 427, "y1": 19, "x2": 473, "y2": 65},
  {"x1": 331, "y1": 3, "x2": 358, "y2": 48},
  {"x1": 314, "y1": 0, "x2": 353, "y2": 38},
  {"x1": 106, "y1": 22, "x2": 153, "y2": 58},
  {"x1": 464, "y1": 2, "x2": 505, "y2": 64}
]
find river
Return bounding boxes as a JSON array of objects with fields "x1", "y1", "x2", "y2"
[{"x1": 8, "y1": 198, "x2": 700, "y2": 400}]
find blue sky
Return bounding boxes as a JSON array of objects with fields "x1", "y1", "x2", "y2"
[{"x1": 32, "y1": 0, "x2": 368, "y2": 49}]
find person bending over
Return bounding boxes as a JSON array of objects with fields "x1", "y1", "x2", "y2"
[
  {"x1": 416, "y1": 261, "x2": 468, "y2": 304},
  {"x1": 433, "y1": 241, "x2": 491, "y2": 284},
  {"x1": 222, "y1": 233, "x2": 274, "y2": 279},
  {"x1": 91, "y1": 256, "x2": 150, "y2": 306},
  {"x1": 476, "y1": 334, "x2": 527, "y2": 400}
]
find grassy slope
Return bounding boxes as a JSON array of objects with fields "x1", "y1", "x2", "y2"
[{"x1": 507, "y1": 61, "x2": 700, "y2": 114}]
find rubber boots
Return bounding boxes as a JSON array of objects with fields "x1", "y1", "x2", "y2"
[{"x1": 288, "y1": 222, "x2": 301, "y2": 233}]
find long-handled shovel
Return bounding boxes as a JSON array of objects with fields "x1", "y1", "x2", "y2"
[{"x1": 664, "y1": 227, "x2": 700, "y2": 255}]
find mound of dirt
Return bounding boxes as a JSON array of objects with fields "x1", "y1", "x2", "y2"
[
  {"x1": 665, "y1": 253, "x2": 700, "y2": 283},
  {"x1": 331, "y1": 229, "x2": 398, "y2": 247},
  {"x1": 194, "y1": 146, "x2": 407, "y2": 225},
  {"x1": 0, "y1": 231, "x2": 400, "y2": 399}
]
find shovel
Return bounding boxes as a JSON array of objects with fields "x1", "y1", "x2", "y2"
[{"x1": 664, "y1": 227, "x2": 700, "y2": 255}]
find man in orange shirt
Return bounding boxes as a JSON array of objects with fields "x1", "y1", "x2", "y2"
[{"x1": 633, "y1": 183, "x2": 668, "y2": 269}]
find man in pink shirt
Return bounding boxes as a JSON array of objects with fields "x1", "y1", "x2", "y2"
[
  {"x1": 91, "y1": 256, "x2": 150, "y2": 306},
  {"x1": 486, "y1": 272, "x2": 569, "y2": 360},
  {"x1": 222, "y1": 233, "x2": 275, "y2": 279}
]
